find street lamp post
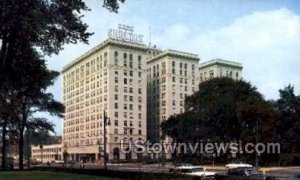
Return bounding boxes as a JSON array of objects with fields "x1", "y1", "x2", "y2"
[{"x1": 103, "y1": 110, "x2": 110, "y2": 170}]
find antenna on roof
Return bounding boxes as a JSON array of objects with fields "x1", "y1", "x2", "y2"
[{"x1": 149, "y1": 26, "x2": 151, "y2": 47}]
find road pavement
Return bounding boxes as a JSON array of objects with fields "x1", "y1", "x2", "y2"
[{"x1": 40, "y1": 163, "x2": 300, "y2": 179}]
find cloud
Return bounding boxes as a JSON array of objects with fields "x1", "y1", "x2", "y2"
[
  {"x1": 152, "y1": 8, "x2": 300, "y2": 99},
  {"x1": 45, "y1": 5, "x2": 300, "y2": 134}
]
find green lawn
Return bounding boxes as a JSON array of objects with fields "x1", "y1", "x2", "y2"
[{"x1": 0, "y1": 171, "x2": 119, "y2": 180}]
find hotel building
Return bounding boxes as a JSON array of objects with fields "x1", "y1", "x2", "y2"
[
  {"x1": 199, "y1": 59, "x2": 243, "y2": 82},
  {"x1": 147, "y1": 50, "x2": 200, "y2": 143},
  {"x1": 31, "y1": 25, "x2": 243, "y2": 163},
  {"x1": 61, "y1": 38, "x2": 160, "y2": 162}
]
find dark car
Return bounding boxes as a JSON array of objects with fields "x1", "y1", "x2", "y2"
[{"x1": 227, "y1": 167, "x2": 276, "y2": 180}]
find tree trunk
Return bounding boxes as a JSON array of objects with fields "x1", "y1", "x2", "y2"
[
  {"x1": 0, "y1": 36, "x2": 9, "y2": 86},
  {"x1": 1, "y1": 117, "x2": 7, "y2": 170},
  {"x1": 25, "y1": 131, "x2": 30, "y2": 168},
  {"x1": 19, "y1": 126, "x2": 24, "y2": 170}
]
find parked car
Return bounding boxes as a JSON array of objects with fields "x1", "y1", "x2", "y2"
[
  {"x1": 226, "y1": 167, "x2": 276, "y2": 180},
  {"x1": 225, "y1": 160, "x2": 252, "y2": 169},
  {"x1": 170, "y1": 165, "x2": 216, "y2": 179}
]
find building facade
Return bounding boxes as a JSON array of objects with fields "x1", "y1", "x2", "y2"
[
  {"x1": 147, "y1": 50, "x2": 200, "y2": 143},
  {"x1": 61, "y1": 38, "x2": 160, "y2": 162},
  {"x1": 199, "y1": 59, "x2": 243, "y2": 82},
  {"x1": 31, "y1": 144, "x2": 62, "y2": 163}
]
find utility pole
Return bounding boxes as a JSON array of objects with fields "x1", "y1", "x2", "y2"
[{"x1": 103, "y1": 110, "x2": 110, "y2": 170}]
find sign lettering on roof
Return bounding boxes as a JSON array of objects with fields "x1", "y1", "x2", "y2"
[{"x1": 108, "y1": 24, "x2": 143, "y2": 44}]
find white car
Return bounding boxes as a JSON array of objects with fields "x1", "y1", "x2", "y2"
[
  {"x1": 170, "y1": 165, "x2": 216, "y2": 179},
  {"x1": 225, "y1": 161, "x2": 253, "y2": 169}
]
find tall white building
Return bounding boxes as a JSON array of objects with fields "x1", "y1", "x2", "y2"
[
  {"x1": 147, "y1": 50, "x2": 200, "y2": 143},
  {"x1": 62, "y1": 38, "x2": 159, "y2": 162}
]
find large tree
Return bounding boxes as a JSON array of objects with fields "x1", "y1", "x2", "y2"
[
  {"x1": 8, "y1": 44, "x2": 64, "y2": 170},
  {"x1": 0, "y1": 0, "x2": 125, "y2": 169},
  {"x1": 162, "y1": 77, "x2": 276, "y2": 162},
  {"x1": 273, "y1": 85, "x2": 300, "y2": 165}
]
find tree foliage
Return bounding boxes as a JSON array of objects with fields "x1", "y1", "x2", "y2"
[
  {"x1": 162, "y1": 77, "x2": 275, "y2": 142},
  {"x1": 273, "y1": 85, "x2": 300, "y2": 165},
  {"x1": 161, "y1": 77, "x2": 276, "y2": 163},
  {"x1": 3, "y1": 43, "x2": 64, "y2": 169},
  {"x1": 0, "y1": 0, "x2": 125, "y2": 170}
]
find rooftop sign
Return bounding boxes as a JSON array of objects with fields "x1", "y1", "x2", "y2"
[{"x1": 108, "y1": 24, "x2": 143, "y2": 44}]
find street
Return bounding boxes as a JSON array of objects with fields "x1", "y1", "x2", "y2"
[{"x1": 46, "y1": 163, "x2": 300, "y2": 179}]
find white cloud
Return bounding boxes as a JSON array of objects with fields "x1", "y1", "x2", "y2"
[
  {"x1": 152, "y1": 8, "x2": 300, "y2": 99},
  {"x1": 45, "y1": 5, "x2": 300, "y2": 134}
]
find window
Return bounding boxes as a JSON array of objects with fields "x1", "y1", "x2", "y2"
[
  {"x1": 115, "y1": 94, "x2": 118, "y2": 100},
  {"x1": 124, "y1": 120, "x2": 127, "y2": 126},
  {"x1": 114, "y1": 103, "x2": 118, "y2": 109},
  {"x1": 124, "y1": 78, "x2": 127, "y2": 84},
  {"x1": 114, "y1": 51, "x2": 118, "y2": 65},
  {"x1": 115, "y1": 112, "x2": 118, "y2": 117},
  {"x1": 115, "y1": 120, "x2": 118, "y2": 126},
  {"x1": 129, "y1": 104, "x2": 133, "y2": 110}
]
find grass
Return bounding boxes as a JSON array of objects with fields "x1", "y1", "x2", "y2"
[{"x1": 0, "y1": 171, "x2": 119, "y2": 180}]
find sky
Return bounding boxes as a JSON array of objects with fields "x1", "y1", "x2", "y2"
[{"x1": 45, "y1": 0, "x2": 300, "y2": 135}]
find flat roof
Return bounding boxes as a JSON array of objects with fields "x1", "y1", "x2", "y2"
[
  {"x1": 199, "y1": 58, "x2": 243, "y2": 69},
  {"x1": 147, "y1": 49, "x2": 199, "y2": 64},
  {"x1": 62, "y1": 38, "x2": 150, "y2": 73}
]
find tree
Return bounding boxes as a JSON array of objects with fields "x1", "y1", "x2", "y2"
[
  {"x1": 0, "y1": 0, "x2": 125, "y2": 169},
  {"x1": 3, "y1": 43, "x2": 64, "y2": 170},
  {"x1": 162, "y1": 77, "x2": 276, "y2": 163},
  {"x1": 273, "y1": 85, "x2": 300, "y2": 165}
]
